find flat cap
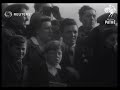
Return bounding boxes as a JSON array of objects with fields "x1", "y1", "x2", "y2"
[{"x1": 97, "y1": 13, "x2": 117, "y2": 25}]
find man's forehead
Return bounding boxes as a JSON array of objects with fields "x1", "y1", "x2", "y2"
[
  {"x1": 64, "y1": 25, "x2": 78, "y2": 31},
  {"x1": 42, "y1": 3, "x2": 52, "y2": 8},
  {"x1": 48, "y1": 49, "x2": 62, "y2": 52},
  {"x1": 84, "y1": 9, "x2": 96, "y2": 15},
  {"x1": 14, "y1": 43, "x2": 27, "y2": 47},
  {"x1": 21, "y1": 8, "x2": 27, "y2": 12},
  {"x1": 42, "y1": 21, "x2": 51, "y2": 26}
]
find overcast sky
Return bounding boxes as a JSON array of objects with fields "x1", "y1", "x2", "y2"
[{"x1": 8, "y1": 3, "x2": 117, "y2": 26}]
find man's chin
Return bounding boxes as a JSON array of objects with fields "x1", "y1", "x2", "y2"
[{"x1": 71, "y1": 41, "x2": 76, "y2": 46}]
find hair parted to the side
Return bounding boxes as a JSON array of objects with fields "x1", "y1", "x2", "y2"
[
  {"x1": 29, "y1": 13, "x2": 51, "y2": 36},
  {"x1": 44, "y1": 39, "x2": 65, "y2": 54},
  {"x1": 78, "y1": 5, "x2": 96, "y2": 17},
  {"x1": 60, "y1": 18, "x2": 78, "y2": 33},
  {"x1": 34, "y1": 3, "x2": 45, "y2": 12},
  {"x1": 8, "y1": 35, "x2": 27, "y2": 47}
]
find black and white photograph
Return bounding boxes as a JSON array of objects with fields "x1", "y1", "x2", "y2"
[{"x1": 1, "y1": 3, "x2": 118, "y2": 87}]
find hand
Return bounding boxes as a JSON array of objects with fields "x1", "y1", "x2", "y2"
[{"x1": 51, "y1": 6, "x2": 62, "y2": 20}]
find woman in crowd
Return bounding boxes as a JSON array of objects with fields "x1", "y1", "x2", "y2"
[{"x1": 24, "y1": 13, "x2": 53, "y2": 87}]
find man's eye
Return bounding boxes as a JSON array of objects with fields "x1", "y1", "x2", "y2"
[
  {"x1": 22, "y1": 48, "x2": 25, "y2": 50},
  {"x1": 74, "y1": 31, "x2": 77, "y2": 34},
  {"x1": 86, "y1": 15, "x2": 90, "y2": 17},
  {"x1": 93, "y1": 15, "x2": 96, "y2": 18},
  {"x1": 58, "y1": 51, "x2": 62, "y2": 55}
]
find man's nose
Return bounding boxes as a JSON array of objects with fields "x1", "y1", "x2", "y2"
[
  {"x1": 114, "y1": 39, "x2": 117, "y2": 46},
  {"x1": 72, "y1": 32, "x2": 76, "y2": 37},
  {"x1": 57, "y1": 53, "x2": 59, "y2": 57},
  {"x1": 49, "y1": 28, "x2": 53, "y2": 35},
  {"x1": 20, "y1": 49, "x2": 24, "y2": 54},
  {"x1": 25, "y1": 16, "x2": 29, "y2": 21},
  {"x1": 56, "y1": 53, "x2": 61, "y2": 58},
  {"x1": 90, "y1": 16, "x2": 95, "y2": 20},
  {"x1": 49, "y1": 28, "x2": 53, "y2": 33}
]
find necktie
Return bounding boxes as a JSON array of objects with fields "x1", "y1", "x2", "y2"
[
  {"x1": 16, "y1": 60, "x2": 23, "y2": 81},
  {"x1": 68, "y1": 47, "x2": 75, "y2": 65}
]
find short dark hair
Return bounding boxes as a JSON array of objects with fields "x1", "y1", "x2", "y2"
[
  {"x1": 34, "y1": 3, "x2": 44, "y2": 12},
  {"x1": 44, "y1": 40, "x2": 65, "y2": 54},
  {"x1": 60, "y1": 18, "x2": 78, "y2": 33},
  {"x1": 78, "y1": 5, "x2": 96, "y2": 17},
  {"x1": 29, "y1": 13, "x2": 51, "y2": 36},
  {"x1": 8, "y1": 35, "x2": 27, "y2": 47},
  {"x1": 52, "y1": 20, "x2": 60, "y2": 26}
]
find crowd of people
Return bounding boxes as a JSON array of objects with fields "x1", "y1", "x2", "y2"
[{"x1": 2, "y1": 3, "x2": 118, "y2": 87}]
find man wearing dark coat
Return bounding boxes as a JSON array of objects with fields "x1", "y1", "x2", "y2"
[{"x1": 2, "y1": 35, "x2": 28, "y2": 87}]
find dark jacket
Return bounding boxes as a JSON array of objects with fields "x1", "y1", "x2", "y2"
[
  {"x1": 60, "y1": 44, "x2": 75, "y2": 67},
  {"x1": 74, "y1": 26, "x2": 117, "y2": 87},
  {"x1": 23, "y1": 39, "x2": 49, "y2": 87},
  {"x1": 60, "y1": 44, "x2": 80, "y2": 86},
  {"x1": 2, "y1": 54, "x2": 28, "y2": 87},
  {"x1": 48, "y1": 68, "x2": 68, "y2": 87}
]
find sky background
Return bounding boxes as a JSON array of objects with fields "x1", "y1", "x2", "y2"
[{"x1": 8, "y1": 3, "x2": 117, "y2": 27}]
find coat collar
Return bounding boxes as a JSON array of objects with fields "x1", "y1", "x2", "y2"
[
  {"x1": 46, "y1": 62, "x2": 61, "y2": 70},
  {"x1": 30, "y1": 37, "x2": 45, "y2": 53}
]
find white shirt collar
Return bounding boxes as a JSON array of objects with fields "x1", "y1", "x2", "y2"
[
  {"x1": 46, "y1": 62, "x2": 61, "y2": 76},
  {"x1": 31, "y1": 37, "x2": 39, "y2": 45},
  {"x1": 46, "y1": 62, "x2": 61, "y2": 70}
]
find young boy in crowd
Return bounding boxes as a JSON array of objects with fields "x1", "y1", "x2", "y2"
[
  {"x1": 2, "y1": 35, "x2": 28, "y2": 87},
  {"x1": 44, "y1": 40, "x2": 67, "y2": 87}
]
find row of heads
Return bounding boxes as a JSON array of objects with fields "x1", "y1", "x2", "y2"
[
  {"x1": 2, "y1": 3, "x2": 117, "y2": 25},
  {"x1": 29, "y1": 13, "x2": 78, "y2": 33},
  {"x1": 2, "y1": 3, "x2": 96, "y2": 18},
  {"x1": 8, "y1": 35, "x2": 65, "y2": 54}
]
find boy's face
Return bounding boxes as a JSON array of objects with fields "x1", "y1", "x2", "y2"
[
  {"x1": 46, "y1": 49, "x2": 62, "y2": 66},
  {"x1": 9, "y1": 43, "x2": 27, "y2": 60},
  {"x1": 62, "y1": 25, "x2": 78, "y2": 47},
  {"x1": 80, "y1": 9, "x2": 96, "y2": 28},
  {"x1": 37, "y1": 21, "x2": 52, "y2": 43}
]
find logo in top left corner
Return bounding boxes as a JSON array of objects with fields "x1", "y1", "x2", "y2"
[{"x1": 4, "y1": 11, "x2": 12, "y2": 18}]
